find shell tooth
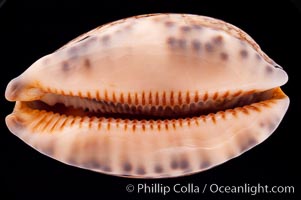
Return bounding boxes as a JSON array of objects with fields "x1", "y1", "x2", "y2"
[{"x1": 5, "y1": 13, "x2": 289, "y2": 178}]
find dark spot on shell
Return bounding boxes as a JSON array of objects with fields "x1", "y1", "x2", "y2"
[
  {"x1": 62, "y1": 61, "x2": 70, "y2": 71},
  {"x1": 255, "y1": 53, "x2": 262, "y2": 61},
  {"x1": 212, "y1": 35, "x2": 223, "y2": 45},
  {"x1": 170, "y1": 159, "x2": 178, "y2": 169},
  {"x1": 180, "y1": 26, "x2": 191, "y2": 32},
  {"x1": 246, "y1": 138, "x2": 257, "y2": 148},
  {"x1": 68, "y1": 47, "x2": 78, "y2": 59},
  {"x1": 167, "y1": 37, "x2": 177, "y2": 47},
  {"x1": 123, "y1": 162, "x2": 132, "y2": 172},
  {"x1": 167, "y1": 37, "x2": 186, "y2": 49},
  {"x1": 154, "y1": 165, "x2": 163, "y2": 173},
  {"x1": 205, "y1": 43, "x2": 214, "y2": 52},
  {"x1": 265, "y1": 65, "x2": 273, "y2": 74},
  {"x1": 42, "y1": 146, "x2": 54, "y2": 156},
  {"x1": 240, "y1": 40, "x2": 247, "y2": 46},
  {"x1": 102, "y1": 165, "x2": 111, "y2": 172},
  {"x1": 83, "y1": 160, "x2": 101, "y2": 169},
  {"x1": 192, "y1": 24, "x2": 202, "y2": 30},
  {"x1": 136, "y1": 167, "x2": 146, "y2": 175},
  {"x1": 200, "y1": 160, "x2": 210, "y2": 169},
  {"x1": 102, "y1": 35, "x2": 110, "y2": 44},
  {"x1": 179, "y1": 158, "x2": 189, "y2": 169},
  {"x1": 259, "y1": 122, "x2": 265, "y2": 128},
  {"x1": 240, "y1": 137, "x2": 257, "y2": 152},
  {"x1": 191, "y1": 40, "x2": 201, "y2": 51},
  {"x1": 220, "y1": 52, "x2": 228, "y2": 61},
  {"x1": 84, "y1": 59, "x2": 91, "y2": 68},
  {"x1": 260, "y1": 121, "x2": 276, "y2": 132},
  {"x1": 240, "y1": 49, "x2": 248, "y2": 58},
  {"x1": 165, "y1": 21, "x2": 174, "y2": 27}
]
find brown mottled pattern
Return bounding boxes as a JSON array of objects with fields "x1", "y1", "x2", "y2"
[{"x1": 58, "y1": 13, "x2": 274, "y2": 66}]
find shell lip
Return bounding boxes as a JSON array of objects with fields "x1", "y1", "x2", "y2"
[{"x1": 8, "y1": 87, "x2": 287, "y2": 123}]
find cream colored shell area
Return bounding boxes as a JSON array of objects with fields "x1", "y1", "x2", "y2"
[
  {"x1": 5, "y1": 14, "x2": 290, "y2": 178},
  {"x1": 18, "y1": 14, "x2": 287, "y2": 100},
  {"x1": 6, "y1": 94, "x2": 289, "y2": 178}
]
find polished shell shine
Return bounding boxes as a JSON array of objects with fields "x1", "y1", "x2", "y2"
[{"x1": 5, "y1": 14, "x2": 289, "y2": 178}]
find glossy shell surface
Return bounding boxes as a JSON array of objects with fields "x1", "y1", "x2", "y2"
[{"x1": 5, "y1": 14, "x2": 289, "y2": 178}]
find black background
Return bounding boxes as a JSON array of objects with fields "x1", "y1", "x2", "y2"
[{"x1": 0, "y1": 0, "x2": 300, "y2": 199}]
